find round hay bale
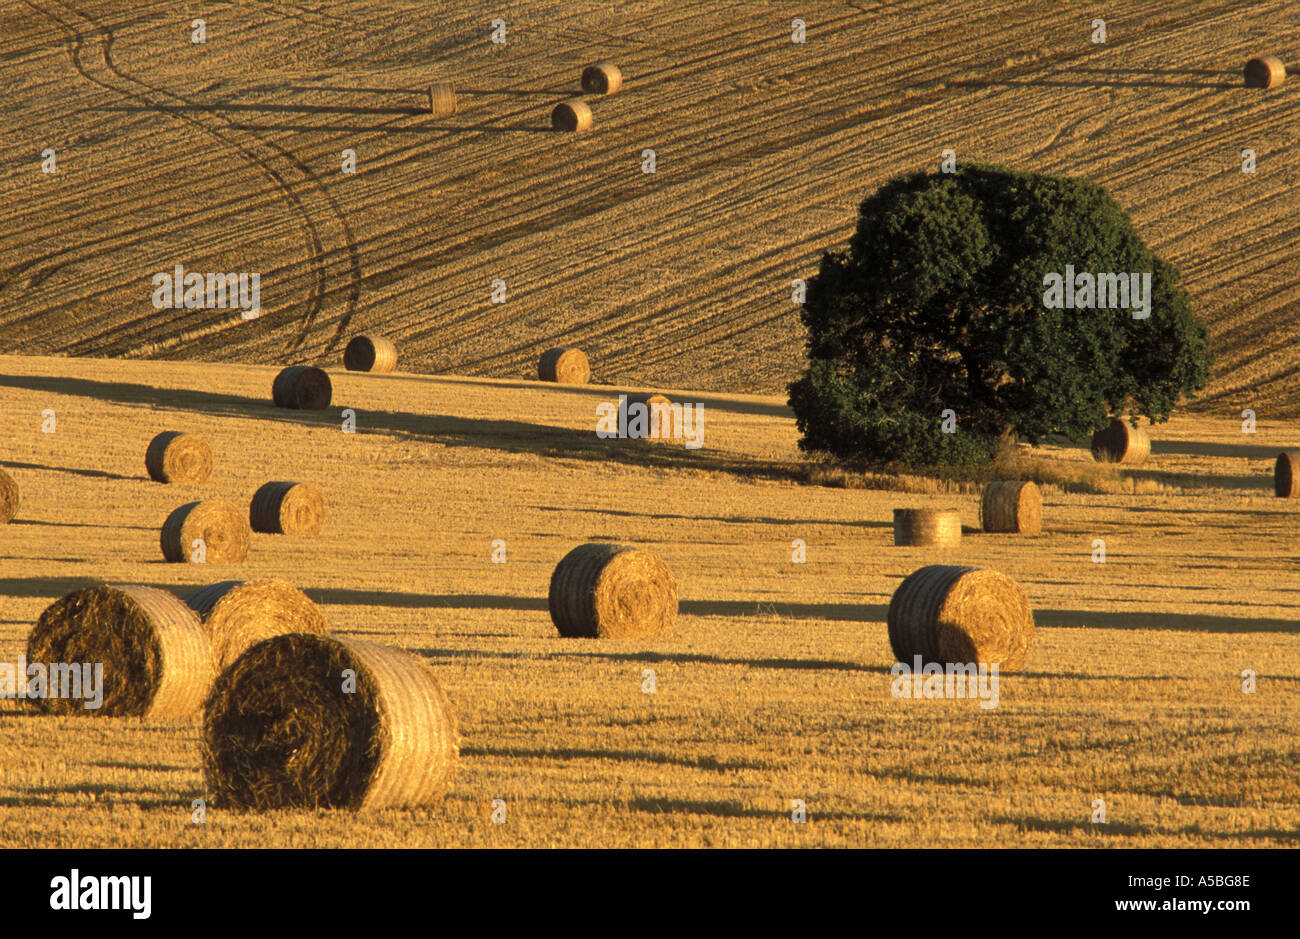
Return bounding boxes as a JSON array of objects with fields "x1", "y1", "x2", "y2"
[
  {"x1": 343, "y1": 334, "x2": 397, "y2": 373},
  {"x1": 27, "y1": 584, "x2": 212, "y2": 717},
  {"x1": 538, "y1": 346, "x2": 590, "y2": 384},
  {"x1": 249, "y1": 481, "x2": 325, "y2": 535},
  {"x1": 1274, "y1": 452, "x2": 1300, "y2": 497},
  {"x1": 428, "y1": 81, "x2": 456, "y2": 116},
  {"x1": 581, "y1": 62, "x2": 622, "y2": 95},
  {"x1": 552, "y1": 98, "x2": 592, "y2": 132},
  {"x1": 271, "y1": 365, "x2": 332, "y2": 410},
  {"x1": 548, "y1": 543, "x2": 677, "y2": 638},
  {"x1": 980, "y1": 481, "x2": 1042, "y2": 534},
  {"x1": 201, "y1": 634, "x2": 459, "y2": 811},
  {"x1": 1090, "y1": 418, "x2": 1150, "y2": 464},
  {"x1": 0, "y1": 466, "x2": 18, "y2": 524},
  {"x1": 185, "y1": 578, "x2": 329, "y2": 673},
  {"x1": 887, "y1": 565, "x2": 1034, "y2": 670},
  {"x1": 144, "y1": 430, "x2": 213, "y2": 484},
  {"x1": 161, "y1": 500, "x2": 250, "y2": 564},
  {"x1": 618, "y1": 392, "x2": 677, "y2": 441},
  {"x1": 893, "y1": 508, "x2": 962, "y2": 547},
  {"x1": 1245, "y1": 55, "x2": 1285, "y2": 89}
]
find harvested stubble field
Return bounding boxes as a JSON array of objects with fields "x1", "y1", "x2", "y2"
[{"x1": 0, "y1": 355, "x2": 1297, "y2": 847}]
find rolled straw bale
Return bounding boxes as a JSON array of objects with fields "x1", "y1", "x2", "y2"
[
  {"x1": 1274, "y1": 452, "x2": 1300, "y2": 497},
  {"x1": 0, "y1": 467, "x2": 17, "y2": 523},
  {"x1": 428, "y1": 81, "x2": 457, "y2": 116},
  {"x1": 201, "y1": 634, "x2": 459, "y2": 811},
  {"x1": 581, "y1": 62, "x2": 622, "y2": 95},
  {"x1": 980, "y1": 481, "x2": 1042, "y2": 534},
  {"x1": 343, "y1": 334, "x2": 397, "y2": 373},
  {"x1": 249, "y1": 481, "x2": 325, "y2": 535},
  {"x1": 552, "y1": 98, "x2": 592, "y2": 132},
  {"x1": 1090, "y1": 418, "x2": 1150, "y2": 464},
  {"x1": 1245, "y1": 55, "x2": 1285, "y2": 89},
  {"x1": 27, "y1": 584, "x2": 212, "y2": 717},
  {"x1": 145, "y1": 430, "x2": 213, "y2": 484},
  {"x1": 618, "y1": 393, "x2": 678, "y2": 441},
  {"x1": 538, "y1": 346, "x2": 590, "y2": 384},
  {"x1": 161, "y1": 500, "x2": 250, "y2": 563},
  {"x1": 548, "y1": 543, "x2": 677, "y2": 638},
  {"x1": 185, "y1": 579, "x2": 329, "y2": 672},
  {"x1": 893, "y1": 508, "x2": 962, "y2": 547},
  {"x1": 887, "y1": 565, "x2": 1034, "y2": 670},
  {"x1": 271, "y1": 365, "x2": 332, "y2": 410}
]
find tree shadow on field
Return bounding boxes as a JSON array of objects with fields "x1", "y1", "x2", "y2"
[
  {"x1": 681, "y1": 599, "x2": 888, "y2": 623},
  {"x1": 1037, "y1": 608, "x2": 1299, "y2": 634},
  {"x1": 0, "y1": 373, "x2": 275, "y2": 422},
  {"x1": 2, "y1": 460, "x2": 136, "y2": 482},
  {"x1": 628, "y1": 797, "x2": 894, "y2": 823},
  {"x1": 545, "y1": 504, "x2": 891, "y2": 529},
  {"x1": 103, "y1": 102, "x2": 429, "y2": 116},
  {"x1": 992, "y1": 815, "x2": 1154, "y2": 836},
  {"x1": 0, "y1": 576, "x2": 187, "y2": 600},
  {"x1": 462, "y1": 743, "x2": 768, "y2": 773},
  {"x1": 0, "y1": 781, "x2": 183, "y2": 810},
  {"x1": 305, "y1": 587, "x2": 547, "y2": 611},
  {"x1": 953, "y1": 65, "x2": 1239, "y2": 90},
  {"x1": 1150, "y1": 439, "x2": 1287, "y2": 460},
  {"x1": 226, "y1": 121, "x2": 556, "y2": 135},
  {"x1": 415, "y1": 645, "x2": 892, "y2": 674}
]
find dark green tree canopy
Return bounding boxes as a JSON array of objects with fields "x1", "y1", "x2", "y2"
[{"x1": 789, "y1": 164, "x2": 1212, "y2": 465}]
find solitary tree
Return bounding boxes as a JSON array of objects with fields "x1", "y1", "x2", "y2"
[{"x1": 788, "y1": 164, "x2": 1212, "y2": 465}]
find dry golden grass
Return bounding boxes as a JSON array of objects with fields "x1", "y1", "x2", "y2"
[{"x1": 0, "y1": 355, "x2": 1296, "y2": 847}]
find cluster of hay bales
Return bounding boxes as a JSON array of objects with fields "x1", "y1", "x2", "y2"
[
  {"x1": 344, "y1": 334, "x2": 398, "y2": 373},
  {"x1": 552, "y1": 62, "x2": 623, "y2": 132},
  {"x1": 19, "y1": 578, "x2": 458, "y2": 813}
]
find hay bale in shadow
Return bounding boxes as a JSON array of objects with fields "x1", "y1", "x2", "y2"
[
  {"x1": 1245, "y1": 56, "x2": 1285, "y2": 88},
  {"x1": 27, "y1": 584, "x2": 212, "y2": 717},
  {"x1": 201, "y1": 634, "x2": 459, "y2": 811},
  {"x1": 344, "y1": 335, "x2": 397, "y2": 373},
  {"x1": 1090, "y1": 419, "x2": 1150, "y2": 464},
  {"x1": 581, "y1": 62, "x2": 622, "y2": 95},
  {"x1": 145, "y1": 431, "x2": 213, "y2": 484},
  {"x1": 552, "y1": 98, "x2": 592, "y2": 132},
  {"x1": 249, "y1": 481, "x2": 325, "y2": 535},
  {"x1": 893, "y1": 508, "x2": 961, "y2": 546},
  {"x1": 548, "y1": 543, "x2": 677, "y2": 638},
  {"x1": 980, "y1": 481, "x2": 1042, "y2": 534},
  {"x1": 1274, "y1": 452, "x2": 1300, "y2": 497},
  {"x1": 887, "y1": 565, "x2": 1034, "y2": 670},
  {"x1": 538, "y1": 347, "x2": 590, "y2": 384},
  {"x1": 185, "y1": 578, "x2": 329, "y2": 672},
  {"x1": 161, "y1": 500, "x2": 250, "y2": 563},
  {"x1": 0, "y1": 467, "x2": 18, "y2": 523},
  {"x1": 272, "y1": 365, "x2": 332, "y2": 410}
]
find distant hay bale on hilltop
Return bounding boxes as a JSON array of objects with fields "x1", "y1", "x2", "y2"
[
  {"x1": 581, "y1": 62, "x2": 622, "y2": 95},
  {"x1": 1090, "y1": 418, "x2": 1150, "y2": 464},
  {"x1": 980, "y1": 481, "x2": 1041, "y2": 534},
  {"x1": 548, "y1": 543, "x2": 677, "y2": 638},
  {"x1": 893, "y1": 508, "x2": 961, "y2": 546},
  {"x1": 538, "y1": 347, "x2": 590, "y2": 384},
  {"x1": 0, "y1": 467, "x2": 18, "y2": 523},
  {"x1": 1245, "y1": 56, "x2": 1285, "y2": 88},
  {"x1": 185, "y1": 578, "x2": 329, "y2": 672},
  {"x1": 27, "y1": 584, "x2": 212, "y2": 717},
  {"x1": 249, "y1": 481, "x2": 325, "y2": 535},
  {"x1": 552, "y1": 98, "x2": 592, "y2": 132},
  {"x1": 428, "y1": 81, "x2": 457, "y2": 117},
  {"x1": 887, "y1": 565, "x2": 1034, "y2": 670},
  {"x1": 201, "y1": 634, "x2": 459, "y2": 811},
  {"x1": 272, "y1": 365, "x2": 332, "y2": 410},
  {"x1": 161, "y1": 500, "x2": 250, "y2": 563},
  {"x1": 145, "y1": 431, "x2": 213, "y2": 484},
  {"x1": 344, "y1": 335, "x2": 398, "y2": 373}
]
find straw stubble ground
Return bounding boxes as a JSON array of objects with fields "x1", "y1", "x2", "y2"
[{"x1": 0, "y1": 355, "x2": 1296, "y2": 847}]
